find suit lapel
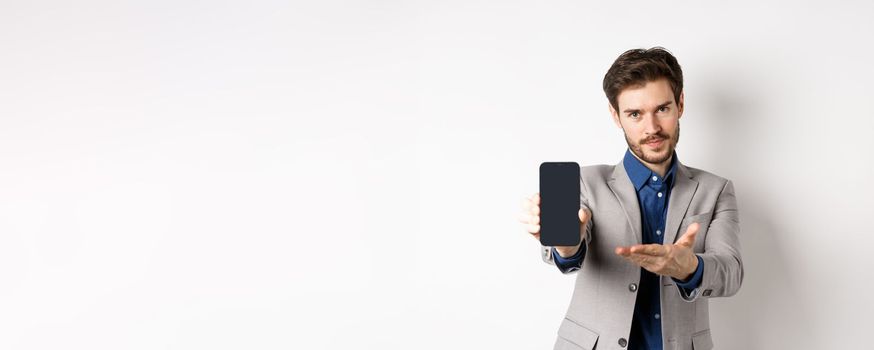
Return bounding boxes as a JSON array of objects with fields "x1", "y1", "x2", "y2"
[
  {"x1": 664, "y1": 162, "x2": 699, "y2": 244},
  {"x1": 608, "y1": 161, "x2": 642, "y2": 245}
]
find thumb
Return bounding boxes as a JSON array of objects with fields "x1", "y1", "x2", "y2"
[
  {"x1": 578, "y1": 208, "x2": 591, "y2": 224},
  {"x1": 676, "y1": 222, "x2": 700, "y2": 247}
]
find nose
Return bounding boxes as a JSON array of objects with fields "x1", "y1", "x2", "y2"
[{"x1": 643, "y1": 113, "x2": 662, "y2": 136}]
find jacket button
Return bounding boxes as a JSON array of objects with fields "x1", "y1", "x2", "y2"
[
  {"x1": 618, "y1": 338, "x2": 628, "y2": 347},
  {"x1": 628, "y1": 283, "x2": 638, "y2": 292}
]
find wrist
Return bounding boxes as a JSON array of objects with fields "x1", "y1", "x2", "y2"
[
  {"x1": 677, "y1": 254, "x2": 699, "y2": 281},
  {"x1": 555, "y1": 245, "x2": 580, "y2": 258}
]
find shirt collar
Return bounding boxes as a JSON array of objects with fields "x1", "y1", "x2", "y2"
[{"x1": 623, "y1": 148, "x2": 678, "y2": 191}]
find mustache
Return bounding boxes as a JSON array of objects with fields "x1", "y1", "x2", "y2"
[{"x1": 641, "y1": 134, "x2": 670, "y2": 144}]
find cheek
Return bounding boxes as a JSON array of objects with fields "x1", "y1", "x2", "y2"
[
  {"x1": 621, "y1": 122, "x2": 641, "y2": 134},
  {"x1": 628, "y1": 128, "x2": 647, "y2": 140},
  {"x1": 661, "y1": 122, "x2": 678, "y2": 135}
]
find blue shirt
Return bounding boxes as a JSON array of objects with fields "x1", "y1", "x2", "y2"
[{"x1": 552, "y1": 149, "x2": 704, "y2": 350}]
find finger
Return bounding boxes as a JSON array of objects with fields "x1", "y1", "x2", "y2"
[
  {"x1": 533, "y1": 192, "x2": 540, "y2": 205},
  {"x1": 630, "y1": 244, "x2": 667, "y2": 256},
  {"x1": 517, "y1": 213, "x2": 531, "y2": 224},
  {"x1": 630, "y1": 253, "x2": 660, "y2": 264},
  {"x1": 523, "y1": 193, "x2": 538, "y2": 210},
  {"x1": 676, "y1": 222, "x2": 700, "y2": 247},
  {"x1": 624, "y1": 254, "x2": 649, "y2": 269},
  {"x1": 530, "y1": 204, "x2": 540, "y2": 216},
  {"x1": 635, "y1": 260, "x2": 659, "y2": 273},
  {"x1": 626, "y1": 255, "x2": 644, "y2": 267},
  {"x1": 578, "y1": 208, "x2": 591, "y2": 224},
  {"x1": 526, "y1": 224, "x2": 540, "y2": 235},
  {"x1": 615, "y1": 246, "x2": 631, "y2": 257},
  {"x1": 628, "y1": 253, "x2": 658, "y2": 268}
]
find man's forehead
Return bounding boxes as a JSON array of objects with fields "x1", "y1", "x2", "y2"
[{"x1": 617, "y1": 79, "x2": 676, "y2": 110}]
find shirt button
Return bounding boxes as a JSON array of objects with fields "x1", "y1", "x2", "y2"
[
  {"x1": 628, "y1": 283, "x2": 638, "y2": 292},
  {"x1": 652, "y1": 176, "x2": 658, "y2": 181},
  {"x1": 618, "y1": 338, "x2": 628, "y2": 347},
  {"x1": 656, "y1": 230, "x2": 662, "y2": 235},
  {"x1": 657, "y1": 192, "x2": 663, "y2": 198},
  {"x1": 655, "y1": 313, "x2": 661, "y2": 319}
]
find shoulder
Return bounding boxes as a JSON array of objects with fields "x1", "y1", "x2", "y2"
[
  {"x1": 681, "y1": 164, "x2": 733, "y2": 191},
  {"x1": 579, "y1": 164, "x2": 613, "y2": 181}
]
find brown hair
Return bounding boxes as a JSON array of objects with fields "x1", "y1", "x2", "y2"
[{"x1": 602, "y1": 47, "x2": 683, "y2": 112}]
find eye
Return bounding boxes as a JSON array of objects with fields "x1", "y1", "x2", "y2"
[
  {"x1": 629, "y1": 112, "x2": 640, "y2": 118},
  {"x1": 658, "y1": 106, "x2": 669, "y2": 112}
]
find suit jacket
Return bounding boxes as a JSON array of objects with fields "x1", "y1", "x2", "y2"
[{"x1": 540, "y1": 157, "x2": 743, "y2": 350}]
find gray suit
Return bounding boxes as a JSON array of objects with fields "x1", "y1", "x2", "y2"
[{"x1": 540, "y1": 158, "x2": 743, "y2": 350}]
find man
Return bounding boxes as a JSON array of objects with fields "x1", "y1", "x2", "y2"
[{"x1": 518, "y1": 47, "x2": 743, "y2": 350}]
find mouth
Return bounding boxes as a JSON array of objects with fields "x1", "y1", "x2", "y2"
[{"x1": 644, "y1": 138, "x2": 664, "y2": 148}]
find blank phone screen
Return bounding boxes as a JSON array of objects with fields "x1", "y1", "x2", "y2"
[{"x1": 539, "y1": 162, "x2": 581, "y2": 247}]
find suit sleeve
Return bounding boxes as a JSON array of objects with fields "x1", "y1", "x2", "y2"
[
  {"x1": 672, "y1": 255, "x2": 704, "y2": 298},
  {"x1": 676, "y1": 179, "x2": 744, "y2": 301},
  {"x1": 540, "y1": 167, "x2": 594, "y2": 274}
]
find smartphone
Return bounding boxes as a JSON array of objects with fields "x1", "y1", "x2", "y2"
[{"x1": 539, "y1": 162, "x2": 581, "y2": 247}]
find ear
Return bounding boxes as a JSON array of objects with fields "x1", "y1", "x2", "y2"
[
  {"x1": 677, "y1": 90, "x2": 685, "y2": 119},
  {"x1": 609, "y1": 102, "x2": 621, "y2": 128}
]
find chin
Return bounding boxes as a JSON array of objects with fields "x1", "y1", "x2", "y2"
[{"x1": 644, "y1": 149, "x2": 672, "y2": 164}]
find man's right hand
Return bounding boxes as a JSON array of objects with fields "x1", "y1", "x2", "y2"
[{"x1": 518, "y1": 192, "x2": 591, "y2": 258}]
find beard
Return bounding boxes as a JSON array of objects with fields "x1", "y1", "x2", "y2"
[{"x1": 623, "y1": 123, "x2": 680, "y2": 165}]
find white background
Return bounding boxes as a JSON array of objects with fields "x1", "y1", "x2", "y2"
[{"x1": 1, "y1": 1, "x2": 872, "y2": 349}]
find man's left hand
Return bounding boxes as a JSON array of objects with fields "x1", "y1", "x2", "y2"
[{"x1": 615, "y1": 222, "x2": 700, "y2": 280}]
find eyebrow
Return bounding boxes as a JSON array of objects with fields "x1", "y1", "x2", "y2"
[{"x1": 623, "y1": 100, "x2": 673, "y2": 114}]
